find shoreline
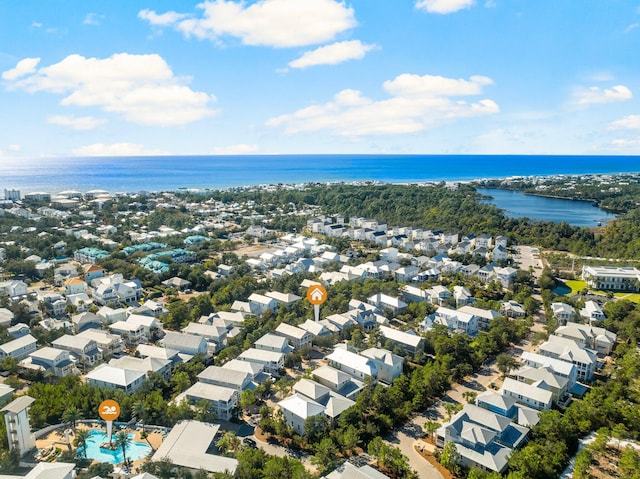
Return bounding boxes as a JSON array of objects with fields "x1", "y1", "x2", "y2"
[{"x1": 4, "y1": 170, "x2": 640, "y2": 197}]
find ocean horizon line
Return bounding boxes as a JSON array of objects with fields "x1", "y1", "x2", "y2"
[{"x1": 1, "y1": 154, "x2": 639, "y2": 194}]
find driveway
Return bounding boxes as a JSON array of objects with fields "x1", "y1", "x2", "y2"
[{"x1": 385, "y1": 419, "x2": 444, "y2": 479}]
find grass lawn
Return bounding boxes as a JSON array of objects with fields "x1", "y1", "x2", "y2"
[
  {"x1": 564, "y1": 279, "x2": 588, "y2": 295},
  {"x1": 613, "y1": 293, "x2": 640, "y2": 303}
]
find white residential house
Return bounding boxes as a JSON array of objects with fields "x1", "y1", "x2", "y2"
[
  {"x1": 458, "y1": 305, "x2": 502, "y2": 332},
  {"x1": 500, "y1": 377, "x2": 553, "y2": 411},
  {"x1": 77, "y1": 329, "x2": 123, "y2": 358},
  {"x1": 109, "y1": 356, "x2": 172, "y2": 380},
  {"x1": 86, "y1": 363, "x2": 146, "y2": 393},
  {"x1": 377, "y1": 325, "x2": 424, "y2": 356},
  {"x1": 539, "y1": 335, "x2": 597, "y2": 382},
  {"x1": 182, "y1": 323, "x2": 228, "y2": 353},
  {"x1": 163, "y1": 332, "x2": 208, "y2": 357},
  {"x1": 360, "y1": 348, "x2": 403, "y2": 384},
  {"x1": 435, "y1": 404, "x2": 529, "y2": 474},
  {"x1": 181, "y1": 383, "x2": 239, "y2": 421},
  {"x1": 265, "y1": 291, "x2": 302, "y2": 308},
  {"x1": 299, "y1": 319, "x2": 332, "y2": 337},
  {"x1": 198, "y1": 366, "x2": 252, "y2": 392},
  {"x1": 0, "y1": 308, "x2": 13, "y2": 328},
  {"x1": 326, "y1": 348, "x2": 377, "y2": 382},
  {"x1": 510, "y1": 366, "x2": 570, "y2": 405},
  {"x1": 422, "y1": 307, "x2": 478, "y2": 336},
  {"x1": 275, "y1": 323, "x2": 313, "y2": 350},
  {"x1": 126, "y1": 314, "x2": 162, "y2": 340},
  {"x1": 254, "y1": 333, "x2": 293, "y2": 354},
  {"x1": 425, "y1": 285, "x2": 452, "y2": 306},
  {"x1": 579, "y1": 301, "x2": 606, "y2": 324},
  {"x1": 492, "y1": 245, "x2": 509, "y2": 262},
  {"x1": 367, "y1": 293, "x2": 407, "y2": 315},
  {"x1": 401, "y1": 285, "x2": 429, "y2": 303},
  {"x1": 551, "y1": 302, "x2": 577, "y2": 325},
  {"x1": 52, "y1": 335, "x2": 102, "y2": 368},
  {"x1": 501, "y1": 300, "x2": 526, "y2": 319},
  {"x1": 520, "y1": 351, "x2": 578, "y2": 389},
  {"x1": 21, "y1": 347, "x2": 76, "y2": 377},
  {"x1": 97, "y1": 306, "x2": 127, "y2": 324},
  {"x1": 71, "y1": 312, "x2": 101, "y2": 333},
  {"x1": 394, "y1": 266, "x2": 419, "y2": 283},
  {"x1": 110, "y1": 320, "x2": 146, "y2": 345},
  {"x1": 63, "y1": 277, "x2": 87, "y2": 295},
  {"x1": 0, "y1": 334, "x2": 37, "y2": 361},
  {"x1": 237, "y1": 348, "x2": 285, "y2": 376},
  {"x1": 0, "y1": 280, "x2": 28, "y2": 299},
  {"x1": 312, "y1": 365, "x2": 364, "y2": 400},
  {"x1": 554, "y1": 322, "x2": 617, "y2": 356},
  {"x1": 247, "y1": 293, "x2": 278, "y2": 316},
  {"x1": 278, "y1": 393, "x2": 325, "y2": 436},
  {"x1": 453, "y1": 286, "x2": 473, "y2": 307}
]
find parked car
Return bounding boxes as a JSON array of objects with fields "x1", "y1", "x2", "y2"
[{"x1": 243, "y1": 438, "x2": 257, "y2": 448}]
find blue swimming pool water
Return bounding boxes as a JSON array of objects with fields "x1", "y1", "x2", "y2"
[{"x1": 78, "y1": 430, "x2": 152, "y2": 464}]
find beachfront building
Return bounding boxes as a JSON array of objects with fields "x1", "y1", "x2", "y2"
[{"x1": 581, "y1": 265, "x2": 640, "y2": 292}]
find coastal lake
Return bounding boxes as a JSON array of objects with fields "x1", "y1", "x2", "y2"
[{"x1": 476, "y1": 188, "x2": 616, "y2": 227}]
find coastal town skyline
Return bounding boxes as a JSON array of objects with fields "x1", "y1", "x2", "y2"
[{"x1": 2, "y1": 1, "x2": 640, "y2": 160}]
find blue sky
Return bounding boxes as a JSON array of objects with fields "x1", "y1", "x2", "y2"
[{"x1": 1, "y1": 0, "x2": 640, "y2": 158}]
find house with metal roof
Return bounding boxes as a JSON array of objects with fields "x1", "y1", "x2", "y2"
[
  {"x1": 436, "y1": 404, "x2": 530, "y2": 473},
  {"x1": 0, "y1": 334, "x2": 37, "y2": 361},
  {"x1": 151, "y1": 420, "x2": 238, "y2": 475},
  {"x1": 86, "y1": 363, "x2": 146, "y2": 393}
]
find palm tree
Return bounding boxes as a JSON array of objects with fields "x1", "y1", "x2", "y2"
[
  {"x1": 216, "y1": 431, "x2": 240, "y2": 455},
  {"x1": 73, "y1": 428, "x2": 90, "y2": 459},
  {"x1": 132, "y1": 401, "x2": 146, "y2": 434},
  {"x1": 423, "y1": 420, "x2": 440, "y2": 443},
  {"x1": 62, "y1": 406, "x2": 80, "y2": 431},
  {"x1": 114, "y1": 430, "x2": 131, "y2": 466}
]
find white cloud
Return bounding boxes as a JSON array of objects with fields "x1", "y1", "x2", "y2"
[
  {"x1": 211, "y1": 144, "x2": 259, "y2": 154},
  {"x1": 8, "y1": 144, "x2": 20, "y2": 152},
  {"x1": 573, "y1": 85, "x2": 632, "y2": 105},
  {"x1": 139, "y1": 0, "x2": 356, "y2": 48},
  {"x1": 31, "y1": 21, "x2": 42, "y2": 28},
  {"x1": 415, "y1": 0, "x2": 475, "y2": 14},
  {"x1": 610, "y1": 115, "x2": 640, "y2": 130},
  {"x1": 72, "y1": 142, "x2": 168, "y2": 157},
  {"x1": 611, "y1": 138, "x2": 640, "y2": 151},
  {"x1": 288, "y1": 40, "x2": 376, "y2": 69},
  {"x1": 138, "y1": 9, "x2": 188, "y2": 26},
  {"x1": 48, "y1": 115, "x2": 107, "y2": 130},
  {"x1": 83, "y1": 13, "x2": 104, "y2": 25},
  {"x1": 267, "y1": 73, "x2": 498, "y2": 137},
  {"x1": 624, "y1": 23, "x2": 639, "y2": 34},
  {"x1": 2, "y1": 57, "x2": 40, "y2": 80},
  {"x1": 3, "y1": 53, "x2": 217, "y2": 126}
]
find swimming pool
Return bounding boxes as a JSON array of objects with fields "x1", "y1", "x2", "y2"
[{"x1": 78, "y1": 430, "x2": 152, "y2": 464}]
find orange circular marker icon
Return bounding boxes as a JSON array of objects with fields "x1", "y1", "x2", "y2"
[
  {"x1": 99, "y1": 399, "x2": 121, "y2": 421},
  {"x1": 307, "y1": 285, "x2": 327, "y2": 305}
]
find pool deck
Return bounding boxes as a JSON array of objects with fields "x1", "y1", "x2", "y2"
[{"x1": 35, "y1": 424, "x2": 164, "y2": 468}]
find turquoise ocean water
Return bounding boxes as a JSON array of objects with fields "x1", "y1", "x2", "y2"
[{"x1": 0, "y1": 154, "x2": 638, "y2": 193}]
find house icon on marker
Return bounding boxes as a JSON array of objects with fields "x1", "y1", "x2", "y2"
[{"x1": 307, "y1": 285, "x2": 327, "y2": 305}]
